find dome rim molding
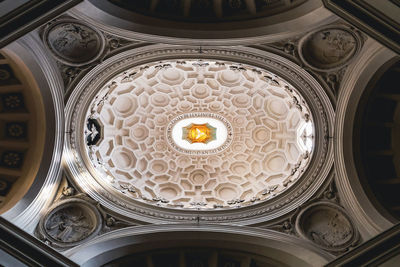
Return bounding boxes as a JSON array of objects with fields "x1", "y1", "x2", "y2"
[{"x1": 64, "y1": 44, "x2": 334, "y2": 225}]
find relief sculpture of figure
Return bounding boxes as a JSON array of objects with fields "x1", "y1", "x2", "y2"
[
  {"x1": 302, "y1": 28, "x2": 358, "y2": 69},
  {"x1": 308, "y1": 212, "x2": 352, "y2": 248},
  {"x1": 46, "y1": 207, "x2": 92, "y2": 243},
  {"x1": 47, "y1": 21, "x2": 101, "y2": 64},
  {"x1": 320, "y1": 31, "x2": 356, "y2": 64},
  {"x1": 52, "y1": 24, "x2": 97, "y2": 56}
]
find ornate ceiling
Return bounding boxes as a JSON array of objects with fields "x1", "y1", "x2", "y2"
[
  {"x1": 64, "y1": 43, "x2": 333, "y2": 224},
  {"x1": 83, "y1": 60, "x2": 314, "y2": 209},
  {"x1": 2, "y1": 1, "x2": 400, "y2": 265}
]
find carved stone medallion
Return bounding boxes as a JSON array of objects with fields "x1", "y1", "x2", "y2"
[
  {"x1": 43, "y1": 19, "x2": 105, "y2": 66},
  {"x1": 38, "y1": 198, "x2": 102, "y2": 247},
  {"x1": 299, "y1": 26, "x2": 361, "y2": 71},
  {"x1": 295, "y1": 202, "x2": 358, "y2": 252}
]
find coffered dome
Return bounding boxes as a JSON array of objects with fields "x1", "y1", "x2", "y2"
[
  {"x1": 83, "y1": 60, "x2": 314, "y2": 210},
  {"x1": 3, "y1": 1, "x2": 400, "y2": 265},
  {"x1": 64, "y1": 45, "x2": 333, "y2": 224}
]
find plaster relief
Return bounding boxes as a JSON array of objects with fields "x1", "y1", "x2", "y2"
[
  {"x1": 43, "y1": 19, "x2": 105, "y2": 66},
  {"x1": 299, "y1": 26, "x2": 361, "y2": 71},
  {"x1": 84, "y1": 60, "x2": 314, "y2": 209},
  {"x1": 64, "y1": 46, "x2": 334, "y2": 223},
  {"x1": 296, "y1": 202, "x2": 359, "y2": 252},
  {"x1": 38, "y1": 198, "x2": 102, "y2": 247}
]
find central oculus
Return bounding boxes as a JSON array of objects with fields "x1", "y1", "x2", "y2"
[
  {"x1": 183, "y1": 123, "x2": 216, "y2": 144},
  {"x1": 167, "y1": 113, "x2": 233, "y2": 155}
]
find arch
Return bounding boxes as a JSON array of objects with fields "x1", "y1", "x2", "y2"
[
  {"x1": 64, "y1": 224, "x2": 334, "y2": 267},
  {"x1": 68, "y1": 0, "x2": 337, "y2": 46},
  {"x1": 335, "y1": 38, "x2": 398, "y2": 239},
  {"x1": 1, "y1": 33, "x2": 65, "y2": 233}
]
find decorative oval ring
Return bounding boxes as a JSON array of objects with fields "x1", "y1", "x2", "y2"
[{"x1": 64, "y1": 45, "x2": 334, "y2": 225}]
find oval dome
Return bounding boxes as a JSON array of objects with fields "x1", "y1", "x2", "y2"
[
  {"x1": 82, "y1": 60, "x2": 314, "y2": 209},
  {"x1": 64, "y1": 46, "x2": 333, "y2": 224}
]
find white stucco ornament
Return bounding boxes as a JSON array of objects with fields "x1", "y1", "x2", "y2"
[{"x1": 83, "y1": 60, "x2": 314, "y2": 209}]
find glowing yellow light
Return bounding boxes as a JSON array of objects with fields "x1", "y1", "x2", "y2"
[{"x1": 183, "y1": 123, "x2": 216, "y2": 144}]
